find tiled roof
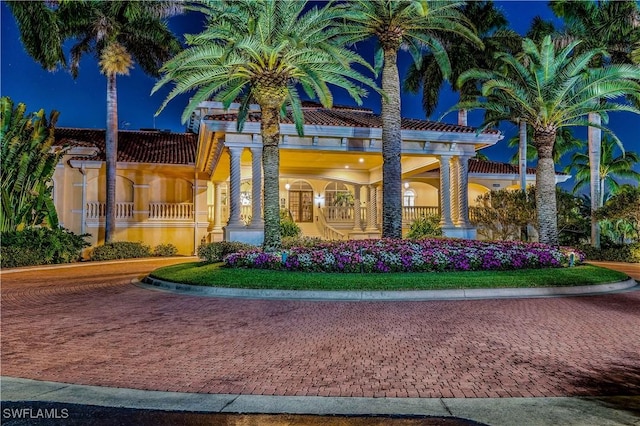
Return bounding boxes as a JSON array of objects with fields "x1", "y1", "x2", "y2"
[
  {"x1": 432, "y1": 159, "x2": 566, "y2": 175},
  {"x1": 55, "y1": 128, "x2": 197, "y2": 164},
  {"x1": 469, "y1": 159, "x2": 537, "y2": 175},
  {"x1": 205, "y1": 108, "x2": 500, "y2": 134}
]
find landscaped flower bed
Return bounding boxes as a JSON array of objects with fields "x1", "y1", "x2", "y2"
[{"x1": 223, "y1": 239, "x2": 585, "y2": 273}]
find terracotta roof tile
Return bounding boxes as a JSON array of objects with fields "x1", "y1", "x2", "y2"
[
  {"x1": 55, "y1": 128, "x2": 197, "y2": 165},
  {"x1": 205, "y1": 108, "x2": 500, "y2": 134},
  {"x1": 431, "y1": 159, "x2": 566, "y2": 175},
  {"x1": 469, "y1": 159, "x2": 538, "y2": 175}
]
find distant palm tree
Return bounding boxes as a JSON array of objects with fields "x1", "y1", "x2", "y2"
[
  {"x1": 339, "y1": 0, "x2": 480, "y2": 238},
  {"x1": 8, "y1": 1, "x2": 182, "y2": 243},
  {"x1": 550, "y1": 0, "x2": 640, "y2": 247},
  {"x1": 565, "y1": 135, "x2": 640, "y2": 205},
  {"x1": 154, "y1": 0, "x2": 376, "y2": 252},
  {"x1": 455, "y1": 35, "x2": 640, "y2": 245},
  {"x1": 404, "y1": 1, "x2": 520, "y2": 123}
]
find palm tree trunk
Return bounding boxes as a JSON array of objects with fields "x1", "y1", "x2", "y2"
[
  {"x1": 105, "y1": 73, "x2": 118, "y2": 243},
  {"x1": 260, "y1": 105, "x2": 281, "y2": 252},
  {"x1": 457, "y1": 109, "x2": 467, "y2": 126},
  {"x1": 519, "y1": 120, "x2": 527, "y2": 194},
  {"x1": 533, "y1": 129, "x2": 559, "y2": 246},
  {"x1": 588, "y1": 112, "x2": 601, "y2": 249},
  {"x1": 381, "y1": 48, "x2": 403, "y2": 239}
]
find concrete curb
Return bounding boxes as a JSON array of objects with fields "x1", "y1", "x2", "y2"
[
  {"x1": 139, "y1": 276, "x2": 638, "y2": 301},
  {"x1": 2, "y1": 377, "x2": 639, "y2": 426},
  {"x1": 0, "y1": 257, "x2": 198, "y2": 275}
]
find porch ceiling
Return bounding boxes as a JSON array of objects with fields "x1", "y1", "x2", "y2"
[
  {"x1": 280, "y1": 150, "x2": 383, "y2": 172},
  {"x1": 210, "y1": 148, "x2": 439, "y2": 182}
]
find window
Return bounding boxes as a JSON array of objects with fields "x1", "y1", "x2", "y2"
[
  {"x1": 324, "y1": 182, "x2": 351, "y2": 207},
  {"x1": 403, "y1": 189, "x2": 415, "y2": 207}
]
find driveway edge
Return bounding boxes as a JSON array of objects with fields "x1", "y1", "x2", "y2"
[{"x1": 138, "y1": 276, "x2": 638, "y2": 301}]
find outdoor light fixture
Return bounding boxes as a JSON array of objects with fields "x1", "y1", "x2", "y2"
[
  {"x1": 404, "y1": 182, "x2": 410, "y2": 189},
  {"x1": 285, "y1": 183, "x2": 290, "y2": 190}
]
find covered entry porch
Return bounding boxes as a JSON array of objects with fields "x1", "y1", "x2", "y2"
[{"x1": 194, "y1": 101, "x2": 503, "y2": 244}]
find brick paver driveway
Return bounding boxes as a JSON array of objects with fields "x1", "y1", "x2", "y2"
[{"x1": 2, "y1": 260, "x2": 639, "y2": 398}]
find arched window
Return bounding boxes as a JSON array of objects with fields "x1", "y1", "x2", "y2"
[
  {"x1": 324, "y1": 182, "x2": 352, "y2": 207},
  {"x1": 403, "y1": 189, "x2": 416, "y2": 207}
]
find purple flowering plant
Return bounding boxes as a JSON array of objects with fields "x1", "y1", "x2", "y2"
[{"x1": 223, "y1": 239, "x2": 586, "y2": 273}]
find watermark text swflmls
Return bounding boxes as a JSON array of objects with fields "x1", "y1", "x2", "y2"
[{"x1": 3, "y1": 407, "x2": 69, "y2": 419}]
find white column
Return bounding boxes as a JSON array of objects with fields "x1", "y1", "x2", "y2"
[
  {"x1": 366, "y1": 184, "x2": 378, "y2": 232},
  {"x1": 457, "y1": 156, "x2": 471, "y2": 227},
  {"x1": 249, "y1": 146, "x2": 264, "y2": 228},
  {"x1": 352, "y1": 184, "x2": 362, "y2": 231},
  {"x1": 226, "y1": 146, "x2": 243, "y2": 226},
  {"x1": 439, "y1": 154, "x2": 453, "y2": 227},
  {"x1": 213, "y1": 181, "x2": 223, "y2": 231}
]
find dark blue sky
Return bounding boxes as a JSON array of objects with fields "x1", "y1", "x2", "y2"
[{"x1": 1, "y1": 1, "x2": 638, "y2": 174}]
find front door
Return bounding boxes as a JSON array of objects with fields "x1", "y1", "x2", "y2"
[{"x1": 289, "y1": 191, "x2": 313, "y2": 222}]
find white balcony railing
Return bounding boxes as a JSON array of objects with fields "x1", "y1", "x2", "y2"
[
  {"x1": 86, "y1": 202, "x2": 134, "y2": 220},
  {"x1": 149, "y1": 203, "x2": 194, "y2": 220},
  {"x1": 402, "y1": 206, "x2": 439, "y2": 223}
]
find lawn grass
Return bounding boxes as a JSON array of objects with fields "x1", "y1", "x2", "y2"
[{"x1": 149, "y1": 263, "x2": 629, "y2": 291}]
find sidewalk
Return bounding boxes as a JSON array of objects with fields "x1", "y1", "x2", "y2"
[{"x1": 3, "y1": 377, "x2": 639, "y2": 426}]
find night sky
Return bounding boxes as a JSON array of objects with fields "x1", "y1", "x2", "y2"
[{"x1": 1, "y1": 1, "x2": 638, "y2": 175}]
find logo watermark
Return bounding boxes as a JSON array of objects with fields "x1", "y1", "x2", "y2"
[{"x1": 3, "y1": 407, "x2": 69, "y2": 420}]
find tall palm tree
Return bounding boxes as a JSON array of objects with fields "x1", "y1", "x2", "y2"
[
  {"x1": 506, "y1": 127, "x2": 583, "y2": 165},
  {"x1": 154, "y1": 0, "x2": 377, "y2": 252},
  {"x1": 565, "y1": 135, "x2": 640, "y2": 205},
  {"x1": 8, "y1": 1, "x2": 182, "y2": 243},
  {"x1": 550, "y1": 0, "x2": 640, "y2": 248},
  {"x1": 339, "y1": 0, "x2": 480, "y2": 238},
  {"x1": 454, "y1": 35, "x2": 640, "y2": 246}
]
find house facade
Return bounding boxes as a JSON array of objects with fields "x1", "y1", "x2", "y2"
[{"x1": 53, "y1": 102, "x2": 567, "y2": 255}]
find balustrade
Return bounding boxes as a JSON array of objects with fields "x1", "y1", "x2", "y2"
[
  {"x1": 149, "y1": 203, "x2": 194, "y2": 220},
  {"x1": 85, "y1": 202, "x2": 134, "y2": 219},
  {"x1": 402, "y1": 206, "x2": 439, "y2": 223}
]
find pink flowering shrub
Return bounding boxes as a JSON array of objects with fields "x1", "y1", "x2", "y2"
[{"x1": 223, "y1": 239, "x2": 585, "y2": 273}]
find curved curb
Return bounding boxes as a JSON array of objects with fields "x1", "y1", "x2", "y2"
[
  {"x1": 138, "y1": 276, "x2": 638, "y2": 301},
  {"x1": 0, "y1": 256, "x2": 198, "y2": 275}
]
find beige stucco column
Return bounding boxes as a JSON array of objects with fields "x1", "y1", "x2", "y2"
[
  {"x1": 249, "y1": 146, "x2": 264, "y2": 228},
  {"x1": 457, "y1": 155, "x2": 471, "y2": 227},
  {"x1": 366, "y1": 184, "x2": 378, "y2": 231},
  {"x1": 439, "y1": 154, "x2": 454, "y2": 227},
  {"x1": 213, "y1": 181, "x2": 223, "y2": 231},
  {"x1": 226, "y1": 146, "x2": 244, "y2": 226},
  {"x1": 450, "y1": 156, "x2": 460, "y2": 226},
  {"x1": 352, "y1": 184, "x2": 362, "y2": 231}
]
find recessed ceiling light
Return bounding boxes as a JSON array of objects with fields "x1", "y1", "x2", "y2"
[
  {"x1": 358, "y1": 158, "x2": 364, "y2": 163},
  {"x1": 345, "y1": 165, "x2": 350, "y2": 169}
]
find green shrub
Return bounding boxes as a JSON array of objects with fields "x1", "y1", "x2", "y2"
[
  {"x1": 578, "y1": 242, "x2": 640, "y2": 263},
  {"x1": 407, "y1": 214, "x2": 442, "y2": 239},
  {"x1": 0, "y1": 227, "x2": 90, "y2": 268},
  {"x1": 0, "y1": 246, "x2": 44, "y2": 268},
  {"x1": 153, "y1": 243, "x2": 178, "y2": 257},
  {"x1": 90, "y1": 241, "x2": 151, "y2": 261},
  {"x1": 197, "y1": 241, "x2": 255, "y2": 263},
  {"x1": 280, "y1": 218, "x2": 301, "y2": 238},
  {"x1": 282, "y1": 236, "x2": 324, "y2": 249}
]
